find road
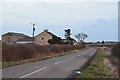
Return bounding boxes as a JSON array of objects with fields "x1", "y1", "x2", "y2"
[{"x1": 2, "y1": 47, "x2": 97, "y2": 78}]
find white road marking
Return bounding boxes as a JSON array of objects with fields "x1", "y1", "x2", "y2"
[
  {"x1": 19, "y1": 67, "x2": 47, "y2": 78},
  {"x1": 77, "y1": 54, "x2": 81, "y2": 56},
  {"x1": 69, "y1": 57, "x2": 74, "y2": 60},
  {"x1": 54, "y1": 60, "x2": 65, "y2": 64},
  {"x1": 77, "y1": 53, "x2": 84, "y2": 56},
  {"x1": 82, "y1": 53, "x2": 84, "y2": 54}
]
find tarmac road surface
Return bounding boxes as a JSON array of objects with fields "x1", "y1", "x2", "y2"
[{"x1": 2, "y1": 47, "x2": 97, "y2": 78}]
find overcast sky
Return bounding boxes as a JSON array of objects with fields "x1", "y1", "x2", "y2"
[{"x1": 0, "y1": 0, "x2": 119, "y2": 42}]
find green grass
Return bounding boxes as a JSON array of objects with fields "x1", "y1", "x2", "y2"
[
  {"x1": 76, "y1": 49, "x2": 111, "y2": 79},
  {"x1": 0, "y1": 63, "x2": 1, "y2": 68},
  {"x1": 2, "y1": 49, "x2": 84, "y2": 68}
]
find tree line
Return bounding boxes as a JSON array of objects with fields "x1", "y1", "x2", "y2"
[{"x1": 48, "y1": 29, "x2": 88, "y2": 46}]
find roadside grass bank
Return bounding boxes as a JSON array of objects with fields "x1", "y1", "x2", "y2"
[
  {"x1": 0, "y1": 63, "x2": 1, "y2": 68},
  {"x1": 103, "y1": 44, "x2": 119, "y2": 78},
  {"x1": 76, "y1": 48, "x2": 111, "y2": 79},
  {"x1": 0, "y1": 41, "x2": 2, "y2": 68},
  {"x1": 2, "y1": 44, "x2": 85, "y2": 68}
]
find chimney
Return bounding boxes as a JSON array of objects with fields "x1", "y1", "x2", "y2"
[{"x1": 44, "y1": 29, "x2": 48, "y2": 32}]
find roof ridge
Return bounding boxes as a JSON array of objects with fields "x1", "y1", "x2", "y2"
[{"x1": 2, "y1": 32, "x2": 29, "y2": 37}]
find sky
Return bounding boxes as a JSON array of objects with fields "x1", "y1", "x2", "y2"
[{"x1": 0, "y1": 0, "x2": 119, "y2": 42}]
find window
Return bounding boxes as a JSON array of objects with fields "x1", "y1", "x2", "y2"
[
  {"x1": 41, "y1": 37, "x2": 44, "y2": 40},
  {"x1": 8, "y1": 37, "x2": 10, "y2": 42}
]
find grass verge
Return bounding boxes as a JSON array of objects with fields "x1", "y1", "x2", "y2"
[
  {"x1": 2, "y1": 49, "x2": 84, "y2": 68},
  {"x1": 76, "y1": 48, "x2": 111, "y2": 79},
  {"x1": 0, "y1": 63, "x2": 1, "y2": 68}
]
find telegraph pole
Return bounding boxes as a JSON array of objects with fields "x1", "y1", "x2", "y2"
[
  {"x1": 31, "y1": 23, "x2": 36, "y2": 43},
  {"x1": 32, "y1": 23, "x2": 36, "y2": 37}
]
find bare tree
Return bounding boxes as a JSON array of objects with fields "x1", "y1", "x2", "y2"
[
  {"x1": 75, "y1": 33, "x2": 88, "y2": 47},
  {"x1": 75, "y1": 33, "x2": 88, "y2": 43}
]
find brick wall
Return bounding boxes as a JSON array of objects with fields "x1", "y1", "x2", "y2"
[{"x1": 35, "y1": 32, "x2": 53, "y2": 45}]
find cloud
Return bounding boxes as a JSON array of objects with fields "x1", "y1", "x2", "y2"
[
  {"x1": 1, "y1": 2, "x2": 118, "y2": 41},
  {"x1": 0, "y1": 2, "x2": 2, "y2": 40},
  {"x1": 3, "y1": 2, "x2": 117, "y2": 25},
  {"x1": 1, "y1": 0, "x2": 120, "y2": 2}
]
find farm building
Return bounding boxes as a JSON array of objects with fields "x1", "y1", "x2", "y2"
[
  {"x1": 2, "y1": 29, "x2": 59, "y2": 45},
  {"x1": 35, "y1": 29, "x2": 58, "y2": 45},
  {"x1": 2, "y1": 32, "x2": 34, "y2": 44}
]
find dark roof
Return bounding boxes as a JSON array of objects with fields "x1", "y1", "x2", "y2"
[
  {"x1": 18, "y1": 37, "x2": 34, "y2": 41},
  {"x1": 2, "y1": 32, "x2": 33, "y2": 41},
  {"x1": 2, "y1": 32, "x2": 29, "y2": 37}
]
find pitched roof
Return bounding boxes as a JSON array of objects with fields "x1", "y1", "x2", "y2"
[
  {"x1": 35, "y1": 30, "x2": 57, "y2": 37},
  {"x1": 2, "y1": 32, "x2": 34, "y2": 41},
  {"x1": 46, "y1": 32, "x2": 56, "y2": 36},
  {"x1": 2, "y1": 32, "x2": 29, "y2": 37}
]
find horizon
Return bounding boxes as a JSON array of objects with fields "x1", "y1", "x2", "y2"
[
  {"x1": 1, "y1": 1, "x2": 118, "y2": 42},
  {"x1": 1, "y1": 30, "x2": 118, "y2": 42}
]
